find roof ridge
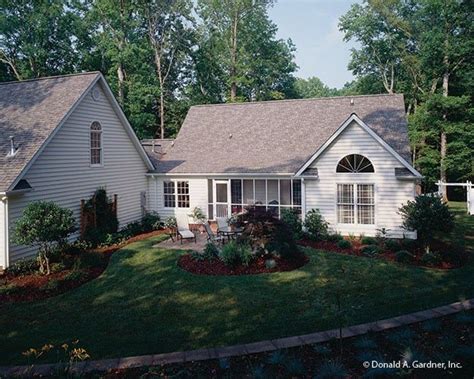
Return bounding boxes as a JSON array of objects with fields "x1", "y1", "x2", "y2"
[
  {"x1": 190, "y1": 93, "x2": 404, "y2": 109},
  {"x1": 0, "y1": 71, "x2": 102, "y2": 86}
]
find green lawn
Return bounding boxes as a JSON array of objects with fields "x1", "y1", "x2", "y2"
[{"x1": 1, "y1": 202, "x2": 473, "y2": 365}]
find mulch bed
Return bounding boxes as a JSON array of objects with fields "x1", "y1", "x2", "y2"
[
  {"x1": 178, "y1": 253, "x2": 309, "y2": 276},
  {"x1": 298, "y1": 239, "x2": 460, "y2": 270},
  {"x1": 0, "y1": 230, "x2": 167, "y2": 303}
]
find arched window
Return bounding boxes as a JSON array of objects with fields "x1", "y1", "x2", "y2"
[
  {"x1": 90, "y1": 121, "x2": 102, "y2": 165},
  {"x1": 336, "y1": 154, "x2": 374, "y2": 173}
]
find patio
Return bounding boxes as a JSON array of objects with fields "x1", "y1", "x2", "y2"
[{"x1": 154, "y1": 231, "x2": 208, "y2": 251}]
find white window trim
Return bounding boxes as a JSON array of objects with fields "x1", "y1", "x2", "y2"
[
  {"x1": 90, "y1": 121, "x2": 103, "y2": 167},
  {"x1": 336, "y1": 182, "x2": 376, "y2": 226},
  {"x1": 163, "y1": 180, "x2": 190, "y2": 209}
]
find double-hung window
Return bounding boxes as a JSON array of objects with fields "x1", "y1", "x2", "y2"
[
  {"x1": 337, "y1": 184, "x2": 374, "y2": 224},
  {"x1": 163, "y1": 181, "x2": 190, "y2": 208}
]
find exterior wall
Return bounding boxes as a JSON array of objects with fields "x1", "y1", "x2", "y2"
[
  {"x1": 7, "y1": 82, "x2": 149, "y2": 263},
  {"x1": 0, "y1": 198, "x2": 7, "y2": 269},
  {"x1": 147, "y1": 176, "x2": 209, "y2": 222},
  {"x1": 304, "y1": 121, "x2": 416, "y2": 238}
]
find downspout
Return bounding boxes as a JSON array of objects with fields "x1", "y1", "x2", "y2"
[
  {"x1": 301, "y1": 178, "x2": 306, "y2": 223},
  {"x1": 1, "y1": 195, "x2": 9, "y2": 269}
]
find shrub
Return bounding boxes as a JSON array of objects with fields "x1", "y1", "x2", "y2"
[
  {"x1": 141, "y1": 212, "x2": 161, "y2": 232},
  {"x1": 5, "y1": 258, "x2": 38, "y2": 276},
  {"x1": 361, "y1": 236, "x2": 376, "y2": 245},
  {"x1": 50, "y1": 262, "x2": 66, "y2": 273},
  {"x1": 337, "y1": 239, "x2": 351, "y2": 249},
  {"x1": 192, "y1": 242, "x2": 219, "y2": 262},
  {"x1": 384, "y1": 238, "x2": 401, "y2": 252},
  {"x1": 13, "y1": 201, "x2": 76, "y2": 275},
  {"x1": 77, "y1": 252, "x2": 104, "y2": 269},
  {"x1": 0, "y1": 283, "x2": 21, "y2": 296},
  {"x1": 189, "y1": 207, "x2": 206, "y2": 224},
  {"x1": 326, "y1": 233, "x2": 343, "y2": 243},
  {"x1": 82, "y1": 189, "x2": 118, "y2": 246},
  {"x1": 361, "y1": 245, "x2": 382, "y2": 256},
  {"x1": 121, "y1": 221, "x2": 142, "y2": 239},
  {"x1": 164, "y1": 216, "x2": 177, "y2": 230},
  {"x1": 420, "y1": 250, "x2": 442, "y2": 266},
  {"x1": 304, "y1": 209, "x2": 328, "y2": 241},
  {"x1": 41, "y1": 279, "x2": 60, "y2": 292},
  {"x1": 219, "y1": 241, "x2": 253, "y2": 267},
  {"x1": 399, "y1": 194, "x2": 454, "y2": 249},
  {"x1": 267, "y1": 222, "x2": 300, "y2": 259},
  {"x1": 280, "y1": 208, "x2": 303, "y2": 239},
  {"x1": 63, "y1": 270, "x2": 86, "y2": 283},
  {"x1": 395, "y1": 250, "x2": 414, "y2": 264}
]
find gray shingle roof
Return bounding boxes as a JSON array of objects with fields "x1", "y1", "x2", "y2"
[
  {"x1": 0, "y1": 72, "x2": 100, "y2": 192},
  {"x1": 151, "y1": 94, "x2": 411, "y2": 174}
]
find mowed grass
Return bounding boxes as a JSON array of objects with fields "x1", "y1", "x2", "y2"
[{"x1": 0, "y1": 202, "x2": 473, "y2": 365}]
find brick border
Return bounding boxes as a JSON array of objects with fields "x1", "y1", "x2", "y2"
[{"x1": 1, "y1": 299, "x2": 472, "y2": 377}]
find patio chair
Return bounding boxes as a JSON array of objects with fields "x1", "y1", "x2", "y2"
[
  {"x1": 216, "y1": 217, "x2": 229, "y2": 234},
  {"x1": 204, "y1": 223, "x2": 225, "y2": 245},
  {"x1": 176, "y1": 214, "x2": 196, "y2": 244}
]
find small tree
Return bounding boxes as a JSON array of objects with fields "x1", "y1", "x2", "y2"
[
  {"x1": 13, "y1": 201, "x2": 76, "y2": 275},
  {"x1": 398, "y1": 194, "x2": 454, "y2": 250}
]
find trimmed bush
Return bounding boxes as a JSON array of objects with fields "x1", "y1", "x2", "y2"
[
  {"x1": 5, "y1": 258, "x2": 38, "y2": 276},
  {"x1": 361, "y1": 245, "x2": 382, "y2": 256},
  {"x1": 141, "y1": 212, "x2": 161, "y2": 232},
  {"x1": 395, "y1": 250, "x2": 414, "y2": 263},
  {"x1": 420, "y1": 250, "x2": 442, "y2": 266},
  {"x1": 219, "y1": 241, "x2": 253, "y2": 267},
  {"x1": 361, "y1": 236, "x2": 376, "y2": 245},
  {"x1": 281, "y1": 208, "x2": 303, "y2": 239},
  {"x1": 304, "y1": 209, "x2": 328, "y2": 241},
  {"x1": 384, "y1": 239, "x2": 401, "y2": 252},
  {"x1": 337, "y1": 239, "x2": 351, "y2": 249}
]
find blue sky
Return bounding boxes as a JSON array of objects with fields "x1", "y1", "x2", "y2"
[{"x1": 268, "y1": 0, "x2": 361, "y2": 89}]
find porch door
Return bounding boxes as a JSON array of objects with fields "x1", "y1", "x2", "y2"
[{"x1": 213, "y1": 180, "x2": 230, "y2": 218}]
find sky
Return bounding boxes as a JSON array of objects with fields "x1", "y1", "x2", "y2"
[{"x1": 268, "y1": 0, "x2": 361, "y2": 89}]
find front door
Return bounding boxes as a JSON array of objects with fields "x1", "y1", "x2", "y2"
[{"x1": 213, "y1": 180, "x2": 230, "y2": 219}]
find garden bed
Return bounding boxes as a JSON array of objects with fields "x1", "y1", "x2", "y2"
[
  {"x1": 178, "y1": 252, "x2": 309, "y2": 276},
  {"x1": 0, "y1": 230, "x2": 166, "y2": 303},
  {"x1": 298, "y1": 238, "x2": 466, "y2": 270}
]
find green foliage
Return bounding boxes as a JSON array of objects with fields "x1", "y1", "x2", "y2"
[
  {"x1": 315, "y1": 360, "x2": 348, "y2": 379},
  {"x1": 361, "y1": 245, "x2": 382, "y2": 256},
  {"x1": 294, "y1": 77, "x2": 339, "y2": 98},
  {"x1": 63, "y1": 270, "x2": 87, "y2": 283},
  {"x1": 304, "y1": 209, "x2": 329, "y2": 241},
  {"x1": 13, "y1": 201, "x2": 76, "y2": 275},
  {"x1": 420, "y1": 250, "x2": 442, "y2": 266},
  {"x1": 280, "y1": 208, "x2": 302, "y2": 239},
  {"x1": 326, "y1": 233, "x2": 344, "y2": 243},
  {"x1": 0, "y1": 284, "x2": 20, "y2": 296},
  {"x1": 219, "y1": 241, "x2": 253, "y2": 267},
  {"x1": 77, "y1": 252, "x2": 105, "y2": 269},
  {"x1": 337, "y1": 239, "x2": 351, "y2": 249},
  {"x1": 192, "y1": 243, "x2": 219, "y2": 262},
  {"x1": 141, "y1": 212, "x2": 161, "y2": 233},
  {"x1": 5, "y1": 258, "x2": 38, "y2": 277},
  {"x1": 361, "y1": 236, "x2": 376, "y2": 245},
  {"x1": 41, "y1": 279, "x2": 60, "y2": 292},
  {"x1": 384, "y1": 239, "x2": 401, "y2": 252},
  {"x1": 395, "y1": 250, "x2": 415, "y2": 264},
  {"x1": 164, "y1": 217, "x2": 177, "y2": 230},
  {"x1": 82, "y1": 189, "x2": 118, "y2": 246},
  {"x1": 50, "y1": 262, "x2": 66, "y2": 274},
  {"x1": 189, "y1": 207, "x2": 206, "y2": 224},
  {"x1": 399, "y1": 194, "x2": 454, "y2": 249}
]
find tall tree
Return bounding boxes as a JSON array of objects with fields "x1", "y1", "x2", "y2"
[
  {"x1": 0, "y1": 0, "x2": 86, "y2": 79},
  {"x1": 196, "y1": 0, "x2": 296, "y2": 102},
  {"x1": 294, "y1": 77, "x2": 339, "y2": 98}
]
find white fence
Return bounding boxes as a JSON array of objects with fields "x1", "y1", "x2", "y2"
[{"x1": 436, "y1": 180, "x2": 473, "y2": 215}]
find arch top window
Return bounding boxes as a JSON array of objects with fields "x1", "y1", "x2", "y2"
[
  {"x1": 337, "y1": 154, "x2": 374, "y2": 173},
  {"x1": 90, "y1": 121, "x2": 102, "y2": 166}
]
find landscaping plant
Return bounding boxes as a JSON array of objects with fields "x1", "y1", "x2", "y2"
[
  {"x1": 219, "y1": 241, "x2": 253, "y2": 267},
  {"x1": 13, "y1": 201, "x2": 76, "y2": 275},
  {"x1": 399, "y1": 194, "x2": 454, "y2": 251},
  {"x1": 280, "y1": 208, "x2": 303, "y2": 239},
  {"x1": 82, "y1": 189, "x2": 118, "y2": 246},
  {"x1": 304, "y1": 209, "x2": 328, "y2": 240}
]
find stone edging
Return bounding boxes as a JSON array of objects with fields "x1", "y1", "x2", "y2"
[{"x1": 1, "y1": 299, "x2": 473, "y2": 377}]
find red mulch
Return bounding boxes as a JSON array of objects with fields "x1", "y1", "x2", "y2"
[
  {"x1": 298, "y1": 239, "x2": 459, "y2": 270},
  {"x1": 0, "y1": 230, "x2": 167, "y2": 303},
  {"x1": 178, "y1": 253, "x2": 309, "y2": 276}
]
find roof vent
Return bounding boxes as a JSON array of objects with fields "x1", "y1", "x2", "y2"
[
  {"x1": 350, "y1": 98, "x2": 354, "y2": 106},
  {"x1": 229, "y1": 133, "x2": 233, "y2": 139},
  {"x1": 7, "y1": 136, "x2": 18, "y2": 157}
]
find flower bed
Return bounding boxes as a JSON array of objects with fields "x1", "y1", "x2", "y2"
[
  {"x1": 298, "y1": 238, "x2": 466, "y2": 270},
  {"x1": 178, "y1": 252, "x2": 309, "y2": 276},
  {"x1": 0, "y1": 230, "x2": 166, "y2": 303}
]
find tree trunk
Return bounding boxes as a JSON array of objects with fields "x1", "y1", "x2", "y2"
[
  {"x1": 229, "y1": 11, "x2": 239, "y2": 102},
  {"x1": 440, "y1": 52, "x2": 449, "y2": 201},
  {"x1": 117, "y1": 62, "x2": 125, "y2": 106}
]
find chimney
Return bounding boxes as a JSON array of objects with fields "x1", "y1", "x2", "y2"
[{"x1": 7, "y1": 136, "x2": 18, "y2": 157}]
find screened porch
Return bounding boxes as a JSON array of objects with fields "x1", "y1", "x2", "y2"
[{"x1": 207, "y1": 178, "x2": 302, "y2": 219}]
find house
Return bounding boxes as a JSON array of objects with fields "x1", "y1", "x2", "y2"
[
  {"x1": 0, "y1": 71, "x2": 421, "y2": 268},
  {"x1": 143, "y1": 94, "x2": 421, "y2": 239},
  {"x1": 0, "y1": 72, "x2": 154, "y2": 269}
]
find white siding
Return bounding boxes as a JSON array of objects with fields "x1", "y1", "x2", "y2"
[
  {"x1": 0, "y1": 198, "x2": 7, "y2": 269},
  {"x1": 305, "y1": 121, "x2": 416, "y2": 238},
  {"x1": 8, "y1": 82, "x2": 149, "y2": 263},
  {"x1": 148, "y1": 176, "x2": 209, "y2": 222}
]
